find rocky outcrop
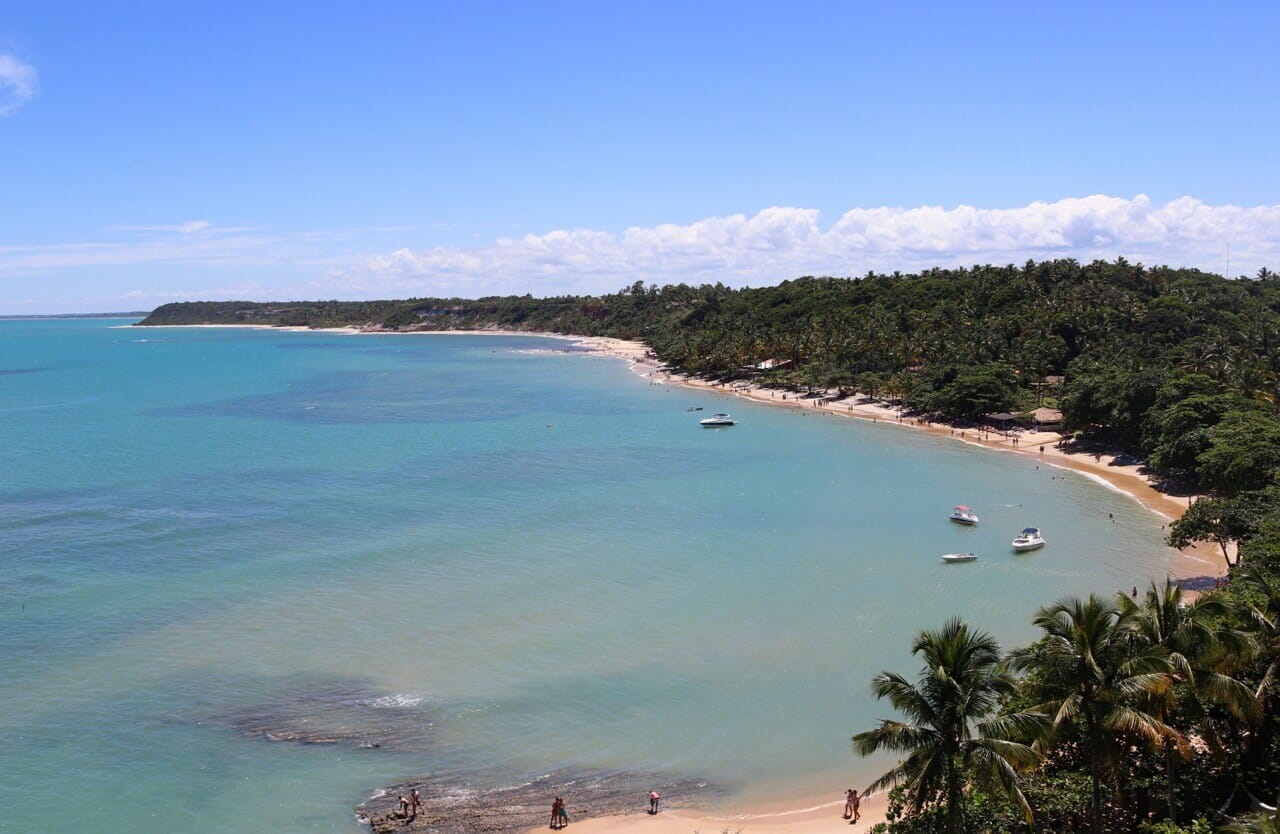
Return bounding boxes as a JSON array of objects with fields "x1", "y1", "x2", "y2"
[{"x1": 356, "y1": 769, "x2": 721, "y2": 834}]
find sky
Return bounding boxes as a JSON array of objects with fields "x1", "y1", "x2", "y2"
[{"x1": 2, "y1": 2, "x2": 1280, "y2": 313}]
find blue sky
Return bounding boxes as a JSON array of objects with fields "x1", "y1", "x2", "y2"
[{"x1": 2, "y1": 2, "x2": 1279, "y2": 313}]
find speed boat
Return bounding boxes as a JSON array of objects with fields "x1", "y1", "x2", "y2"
[
  {"x1": 948, "y1": 505, "x2": 979, "y2": 526},
  {"x1": 941, "y1": 552, "x2": 978, "y2": 563},
  {"x1": 700, "y1": 413, "x2": 736, "y2": 427},
  {"x1": 1011, "y1": 528, "x2": 1046, "y2": 552}
]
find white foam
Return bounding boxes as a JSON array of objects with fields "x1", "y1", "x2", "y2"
[
  {"x1": 716, "y1": 799, "x2": 845, "y2": 820},
  {"x1": 364, "y1": 693, "x2": 424, "y2": 709}
]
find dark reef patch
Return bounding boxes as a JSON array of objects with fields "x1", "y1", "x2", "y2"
[{"x1": 211, "y1": 681, "x2": 435, "y2": 751}]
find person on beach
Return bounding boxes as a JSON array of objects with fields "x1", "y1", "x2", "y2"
[
  {"x1": 845, "y1": 788, "x2": 861, "y2": 822},
  {"x1": 649, "y1": 791, "x2": 661, "y2": 814},
  {"x1": 411, "y1": 789, "x2": 424, "y2": 816},
  {"x1": 551, "y1": 797, "x2": 568, "y2": 828},
  {"x1": 398, "y1": 795, "x2": 411, "y2": 818}
]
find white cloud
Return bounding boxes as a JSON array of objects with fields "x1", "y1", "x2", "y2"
[
  {"x1": 0, "y1": 54, "x2": 38, "y2": 116},
  {"x1": 6, "y1": 197, "x2": 1280, "y2": 311},
  {"x1": 0, "y1": 222, "x2": 343, "y2": 273},
  {"x1": 337, "y1": 195, "x2": 1280, "y2": 297}
]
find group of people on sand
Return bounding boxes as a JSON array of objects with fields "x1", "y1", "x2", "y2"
[
  {"x1": 548, "y1": 791, "x2": 661, "y2": 829},
  {"x1": 550, "y1": 797, "x2": 570, "y2": 829},
  {"x1": 844, "y1": 788, "x2": 862, "y2": 823},
  {"x1": 396, "y1": 789, "x2": 424, "y2": 821}
]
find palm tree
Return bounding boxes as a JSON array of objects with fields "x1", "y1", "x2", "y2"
[
  {"x1": 1223, "y1": 811, "x2": 1280, "y2": 834},
  {"x1": 852, "y1": 618, "x2": 1045, "y2": 833},
  {"x1": 1240, "y1": 565, "x2": 1280, "y2": 701},
  {"x1": 1012, "y1": 594, "x2": 1179, "y2": 834},
  {"x1": 1117, "y1": 581, "x2": 1259, "y2": 822}
]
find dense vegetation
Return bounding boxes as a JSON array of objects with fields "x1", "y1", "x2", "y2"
[{"x1": 144, "y1": 259, "x2": 1280, "y2": 830}]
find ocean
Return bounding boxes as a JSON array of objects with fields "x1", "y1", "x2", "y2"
[{"x1": 0, "y1": 319, "x2": 1176, "y2": 832}]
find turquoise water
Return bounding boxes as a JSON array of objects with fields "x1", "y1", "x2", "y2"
[{"x1": 0, "y1": 320, "x2": 1175, "y2": 831}]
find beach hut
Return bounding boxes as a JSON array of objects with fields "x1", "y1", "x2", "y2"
[
  {"x1": 986, "y1": 411, "x2": 1016, "y2": 428},
  {"x1": 1031, "y1": 407, "x2": 1063, "y2": 429}
]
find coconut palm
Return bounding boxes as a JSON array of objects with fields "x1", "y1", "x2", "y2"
[
  {"x1": 1239, "y1": 566, "x2": 1280, "y2": 701},
  {"x1": 852, "y1": 618, "x2": 1045, "y2": 834},
  {"x1": 1222, "y1": 811, "x2": 1280, "y2": 834},
  {"x1": 1012, "y1": 594, "x2": 1179, "y2": 834},
  {"x1": 1117, "y1": 581, "x2": 1259, "y2": 822}
]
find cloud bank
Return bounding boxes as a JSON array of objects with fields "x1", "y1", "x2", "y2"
[
  {"x1": 0, "y1": 54, "x2": 38, "y2": 116},
  {"x1": 5, "y1": 196, "x2": 1280, "y2": 313},
  {"x1": 344, "y1": 195, "x2": 1280, "y2": 297}
]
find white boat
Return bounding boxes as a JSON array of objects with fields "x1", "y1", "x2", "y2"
[
  {"x1": 948, "y1": 505, "x2": 979, "y2": 526},
  {"x1": 699, "y1": 413, "x2": 736, "y2": 427},
  {"x1": 941, "y1": 552, "x2": 978, "y2": 563},
  {"x1": 1012, "y1": 528, "x2": 1046, "y2": 552}
]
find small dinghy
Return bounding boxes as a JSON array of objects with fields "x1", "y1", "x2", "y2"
[{"x1": 941, "y1": 552, "x2": 978, "y2": 563}]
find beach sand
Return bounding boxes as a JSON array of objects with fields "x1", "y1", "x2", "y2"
[{"x1": 544, "y1": 792, "x2": 890, "y2": 834}]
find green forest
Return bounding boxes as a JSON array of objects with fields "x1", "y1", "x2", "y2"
[{"x1": 142, "y1": 259, "x2": 1280, "y2": 832}]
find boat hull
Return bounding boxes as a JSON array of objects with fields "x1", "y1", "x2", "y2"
[
  {"x1": 1012, "y1": 541, "x2": 1045, "y2": 552},
  {"x1": 941, "y1": 553, "x2": 978, "y2": 563}
]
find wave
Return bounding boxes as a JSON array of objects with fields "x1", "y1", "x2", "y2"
[{"x1": 360, "y1": 693, "x2": 425, "y2": 709}]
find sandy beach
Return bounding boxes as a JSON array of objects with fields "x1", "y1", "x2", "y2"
[{"x1": 544, "y1": 793, "x2": 891, "y2": 834}]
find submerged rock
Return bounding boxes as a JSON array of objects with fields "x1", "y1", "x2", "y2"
[
  {"x1": 356, "y1": 768, "x2": 722, "y2": 834},
  {"x1": 213, "y1": 681, "x2": 434, "y2": 751}
]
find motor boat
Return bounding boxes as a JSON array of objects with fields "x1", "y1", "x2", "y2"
[
  {"x1": 1012, "y1": 528, "x2": 1046, "y2": 552},
  {"x1": 941, "y1": 552, "x2": 978, "y2": 563},
  {"x1": 700, "y1": 413, "x2": 736, "y2": 427},
  {"x1": 948, "y1": 505, "x2": 979, "y2": 525}
]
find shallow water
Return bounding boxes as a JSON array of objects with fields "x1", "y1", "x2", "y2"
[{"x1": 0, "y1": 320, "x2": 1175, "y2": 831}]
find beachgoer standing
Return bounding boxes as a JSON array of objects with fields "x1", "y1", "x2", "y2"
[
  {"x1": 550, "y1": 797, "x2": 562, "y2": 829},
  {"x1": 558, "y1": 797, "x2": 569, "y2": 827},
  {"x1": 850, "y1": 789, "x2": 861, "y2": 822},
  {"x1": 649, "y1": 791, "x2": 661, "y2": 814},
  {"x1": 844, "y1": 788, "x2": 856, "y2": 819},
  {"x1": 411, "y1": 789, "x2": 424, "y2": 816}
]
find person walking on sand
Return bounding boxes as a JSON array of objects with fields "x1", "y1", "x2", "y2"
[
  {"x1": 649, "y1": 791, "x2": 661, "y2": 814},
  {"x1": 847, "y1": 788, "x2": 861, "y2": 822},
  {"x1": 551, "y1": 797, "x2": 569, "y2": 828},
  {"x1": 843, "y1": 788, "x2": 856, "y2": 819}
]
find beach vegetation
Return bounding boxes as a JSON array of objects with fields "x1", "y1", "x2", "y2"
[
  {"x1": 1010, "y1": 595, "x2": 1179, "y2": 834},
  {"x1": 852, "y1": 618, "x2": 1045, "y2": 833}
]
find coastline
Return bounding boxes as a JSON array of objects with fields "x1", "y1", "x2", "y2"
[
  {"x1": 569, "y1": 334, "x2": 1222, "y2": 581},
  {"x1": 139, "y1": 323, "x2": 1221, "y2": 834},
  {"x1": 551, "y1": 333, "x2": 1222, "y2": 834}
]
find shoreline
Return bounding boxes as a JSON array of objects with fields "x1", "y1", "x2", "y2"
[
  {"x1": 139, "y1": 323, "x2": 1221, "y2": 834},
  {"x1": 570, "y1": 334, "x2": 1222, "y2": 581}
]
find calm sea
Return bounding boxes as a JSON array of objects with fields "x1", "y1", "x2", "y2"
[{"x1": 0, "y1": 319, "x2": 1175, "y2": 832}]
